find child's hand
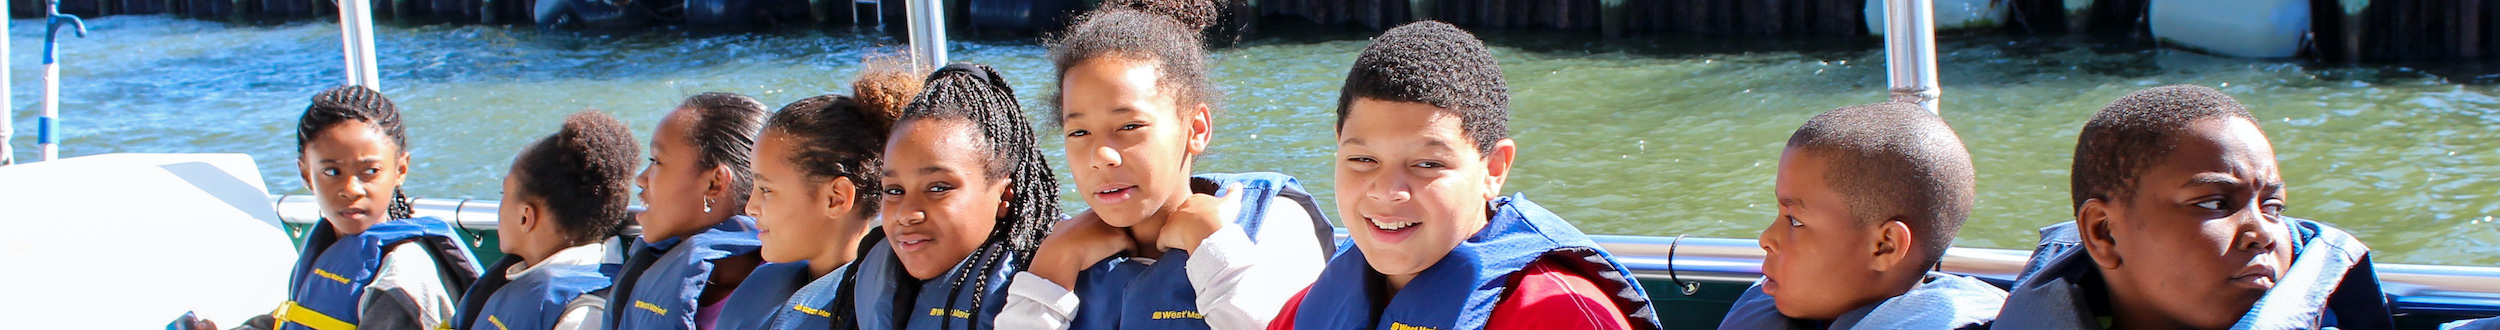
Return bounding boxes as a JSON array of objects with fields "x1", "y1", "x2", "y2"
[
  {"x1": 1158, "y1": 185, "x2": 1245, "y2": 253},
  {"x1": 1031, "y1": 210, "x2": 1132, "y2": 288}
]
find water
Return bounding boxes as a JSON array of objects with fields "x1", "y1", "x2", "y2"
[{"x1": 10, "y1": 16, "x2": 2497, "y2": 266}]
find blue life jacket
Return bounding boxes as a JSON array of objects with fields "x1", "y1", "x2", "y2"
[
  {"x1": 718, "y1": 261, "x2": 810, "y2": 330},
  {"x1": 604, "y1": 216, "x2": 763, "y2": 330},
  {"x1": 1066, "y1": 172, "x2": 1337, "y2": 330},
  {"x1": 278, "y1": 217, "x2": 483, "y2": 330},
  {"x1": 1995, "y1": 217, "x2": 2392, "y2": 329},
  {"x1": 845, "y1": 239, "x2": 1024, "y2": 330},
  {"x1": 1288, "y1": 194, "x2": 1662, "y2": 330},
  {"x1": 453, "y1": 256, "x2": 613, "y2": 330},
  {"x1": 1717, "y1": 272, "x2": 2004, "y2": 330}
]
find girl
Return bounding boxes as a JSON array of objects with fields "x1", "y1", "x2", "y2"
[
  {"x1": 264, "y1": 85, "x2": 483, "y2": 330},
  {"x1": 1004, "y1": 0, "x2": 1335, "y2": 329},
  {"x1": 717, "y1": 57, "x2": 922, "y2": 330},
  {"x1": 836, "y1": 63, "x2": 1059, "y2": 330},
  {"x1": 451, "y1": 110, "x2": 639, "y2": 330},
  {"x1": 606, "y1": 93, "x2": 770, "y2": 330}
]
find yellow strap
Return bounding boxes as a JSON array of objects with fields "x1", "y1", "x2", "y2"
[{"x1": 274, "y1": 301, "x2": 358, "y2": 330}]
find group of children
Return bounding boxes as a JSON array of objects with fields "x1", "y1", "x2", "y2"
[{"x1": 206, "y1": 0, "x2": 2481, "y2": 329}]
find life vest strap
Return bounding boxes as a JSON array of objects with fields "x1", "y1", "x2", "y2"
[{"x1": 274, "y1": 301, "x2": 358, "y2": 330}]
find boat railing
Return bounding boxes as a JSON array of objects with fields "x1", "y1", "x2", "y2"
[{"x1": 271, "y1": 194, "x2": 2500, "y2": 317}]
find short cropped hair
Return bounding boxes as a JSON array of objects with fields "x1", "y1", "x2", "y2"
[
  {"x1": 514, "y1": 110, "x2": 640, "y2": 245},
  {"x1": 1786, "y1": 102, "x2": 1975, "y2": 267},
  {"x1": 2070, "y1": 84, "x2": 2259, "y2": 210},
  {"x1": 1335, "y1": 21, "x2": 1509, "y2": 154}
]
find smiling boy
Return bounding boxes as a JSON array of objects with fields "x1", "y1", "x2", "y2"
[
  {"x1": 1717, "y1": 102, "x2": 2003, "y2": 330},
  {"x1": 1995, "y1": 85, "x2": 2392, "y2": 329},
  {"x1": 1263, "y1": 21, "x2": 1661, "y2": 330}
]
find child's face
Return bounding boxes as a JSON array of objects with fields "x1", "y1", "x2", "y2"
[
  {"x1": 1335, "y1": 98, "x2": 1513, "y2": 289},
  {"x1": 1059, "y1": 58, "x2": 1209, "y2": 228},
  {"x1": 297, "y1": 120, "x2": 410, "y2": 235},
  {"x1": 748, "y1": 130, "x2": 873, "y2": 265},
  {"x1": 2083, "y1": 117, "x2": 2294, "y2": 329},
  {"x1": 636, "y1": 108, "x2": 724, "y2": 242},
  {"x1": 880, "y1": 119, "x2": 1010, "y2": 280},
  {"x1": 1759, "y1": 149, "x2": 1889, "y2": 320}
]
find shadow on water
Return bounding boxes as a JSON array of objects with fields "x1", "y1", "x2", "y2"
[{"x1": 6, "y1": 15, "x2": 2497, "y2": 267}]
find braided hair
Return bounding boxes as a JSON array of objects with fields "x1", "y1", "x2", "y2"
[
  {"x1": 898, "y1": 63, "x2": 1060, "y2": 328},
  {"x1": 1047, "y1": 0, "x2": 1224, "y2": 126},
  {"x1": 295, "y1": 85, "x2": 416, "y2": 220}
]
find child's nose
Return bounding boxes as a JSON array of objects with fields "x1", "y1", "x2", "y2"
[
  {"x1": 2233, "y1": 214, "x2": 2282, "y2": 253},
  {"x1": 745, "y1": 193, "x2": 765, "y2": 219},
  {"x1": 1364, "y1": 176, "x2": 1411, "y2": 204},
  {"x1": 1089, "y1": 145, "x2": 1123, "y2": 170}
]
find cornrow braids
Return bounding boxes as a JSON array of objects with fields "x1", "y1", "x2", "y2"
[
  {"x1": 676, "y1": 92, "x2": 771, "y2": 210},
  {"x1": 296, "y1": 85, "x2": 419, "y2": 220},
  {"x1": 897, "y1": 63, "x2": 1060, "y2": 328},
  {"x1": 515, "y1": 110, "x2": 642, "y2": 245},
  {"x1": 764, "y1": 94, "x2": 897, "y2": 218},
  {"x1": 1046, "y1": 0, "x2": 1224, "y2": 126}
]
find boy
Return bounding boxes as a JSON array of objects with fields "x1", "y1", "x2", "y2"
[
  {"x1": 1264, "y1": 21, "x2": 1662, "y2": 330},
  {"x1": 1995, "y1": 85, "x2": 2392, "y2": 329},
  {"x1": 1716, "y1": 102, "x2": 2004, "y2": 330}
]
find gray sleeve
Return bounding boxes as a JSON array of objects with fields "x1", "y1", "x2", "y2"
[{"x1": 356, "y1": 288, "x2": 430, "y2": 330}]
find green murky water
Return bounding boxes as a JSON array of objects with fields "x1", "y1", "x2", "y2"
[{"x1": 12, "y1": 16, "x2": 2497, "y2": 266}]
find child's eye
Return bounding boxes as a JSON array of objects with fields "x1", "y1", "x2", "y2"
[
  {"x1": 1345, "y1": 156, "x2": 1376, "y2": 164},
  {"x1": 882, "y1": 188, "x2": 906, "y2": 197},
  {"x1": 1118, "y1": 123, "x2": 1144, "y2": 131},
  {"x1": 1787, "y1": 216, "x2": 1803, "y2": 227},
  {"x1": 2194, "y1": 200, "x2": 2224, "y2": 210},
  {"x1": 323, "y1": 168, "x2": 340, "y2": 176},
  {"x1": 1066, "y1": 130, "x2": 1089, "y2": 138},
  {"x1": 648, "y1": 157, "x2": 660, "y2": 165},
  {"x1": 1413, "y1": 161, "x2": 1445, "y2": 169},
  {"x1": 925, "y1": 184, "x2": 954, "y2": 193},
  {"x1": 2260, "y1": 199, "x2": 2285, "y2": 216},
  {"x1": 361, "y1": 168, "x2": 380, "y2": 175}
]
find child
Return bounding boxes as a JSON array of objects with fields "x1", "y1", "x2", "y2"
[
  {"x1": 256, "y1": 85, "x2": 484, "y2": 330},
  {"x1": 1264, "y1": 21, "x2": 1662, "y2": 330},
  {"x1": 1995, "y1": 85, "x2": 2392, "y2": 329},
  {"x1": 452, "y1": 110, "x2": 639, "y2": 330},
  {"x1": 1001, "y1": 0, "x2": 1335, "y2": 329},
  {"x1": 832, "y1": 63, "x2": 1060, "y2": 330},
  {"x1": 1715, "y1": 102, "x2": 2003, "y2": 330},
  {"x1": 717, "y1": 58, "x2": 920, "y2": 330},
  {"x1": 605, "y1": 92, "x2": 770, "y2": 330}
]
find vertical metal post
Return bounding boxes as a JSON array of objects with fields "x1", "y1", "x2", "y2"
[
  {"x1": 1, "y1": 0, "x2": 13, "y2": 166},
  {"x1": 340, "y1": 0, "x2": 382, "y2": 89},
  {"x1": 40, "y1": 0, "x2": 85, "y2": 162},
  {"x1": 906, "y1": 0, "x2": 946, "y2": 71},
  {"x1": 1882, "y1": 0, "x2": 1940, "y2": 114}
]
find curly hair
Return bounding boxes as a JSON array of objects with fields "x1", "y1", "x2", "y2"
[
  {"x1": 295, "y1": 85, "x2": 416, "y2": 220},
  {"x1": 1785, "y1": 102, "x2": 1975, "y2": 268},
  {"x1": 514, "y1": 110, "x2": 640, "y2": 245},
  {"x1": 1336, "y1": 21, "x2": 1510, "y2": 154},
  {"x1": 1047, "y1": 0, "x2": 1224, "y2": 126},
  {"x1": 895, "y1": 63, "x2": 1061, "y2": 328},
  {"x1": 2070, "y1": 84, "x2": 2260, "y2": 210}
]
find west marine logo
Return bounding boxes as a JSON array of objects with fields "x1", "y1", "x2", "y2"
[
  {"x1": 1150, "y1": 311, "x2": 1206, "y2": 320},
  {"x1": 487, "y1": 315, "x2": 509, "y2": 330},
  {"x1": 793, "y1": 304, "x2": 832, "y2": 318},
  {"x1": 634, "y1": 300, "x2": 669, "y2": 315},
  {"x1": 1389, "y1": 322, "x2": 1441, "y2": 330},
  {"x1": 927, "y1": 308, "x2": 973, "y2": 319},
  {"x1": 312, "y1": 268, "x2": 352, "y2": 284}
]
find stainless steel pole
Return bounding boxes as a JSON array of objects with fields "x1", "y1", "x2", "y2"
[
  {"x1": 2, "y1": 0, "x2": 13, "y2": 166},
  {"x1": 1883, "y1": 0, "x2": 1940, "y2": 114},
  {"x1": 906, "y1": 0, "x2": 946, "y2": 71},
  {"x1": 340, "y1": 0, "x2": 382, "y2": 89}
]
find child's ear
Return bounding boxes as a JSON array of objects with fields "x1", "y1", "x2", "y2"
[
  {"x1": 1871, "y1": 219, "x2": 1912, "y2": 272},
  {"x1": 2078, "y1": 198, "x2": 2125, "y2": 270},
  {"x1": 821, "y1": 176, "x2": 856, "y2": 218},
  {"x1": 516, "y1": 200, "x2": 540, "y2": 233},
  {"x1": 706, "y1": 164, "x2": 735, "y2": 198},
  {"x1": 1480, "y1": 138, "x2": 1518, "y2": 200},
  {"x1": 997, "y1": 178, "x2": 1016, "y2": 215},
  {"x1": 1185, "y1": 103, "x2": 1212, "y2": 157}
]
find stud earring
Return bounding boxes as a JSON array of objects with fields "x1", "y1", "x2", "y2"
[{"x1": 703, "y1": 197, "x2": 714, "y2": 213}]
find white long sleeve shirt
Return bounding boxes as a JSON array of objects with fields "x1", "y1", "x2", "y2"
[{"x1": 999, "y1": 196, "x2": 1329, "y2": 330}]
